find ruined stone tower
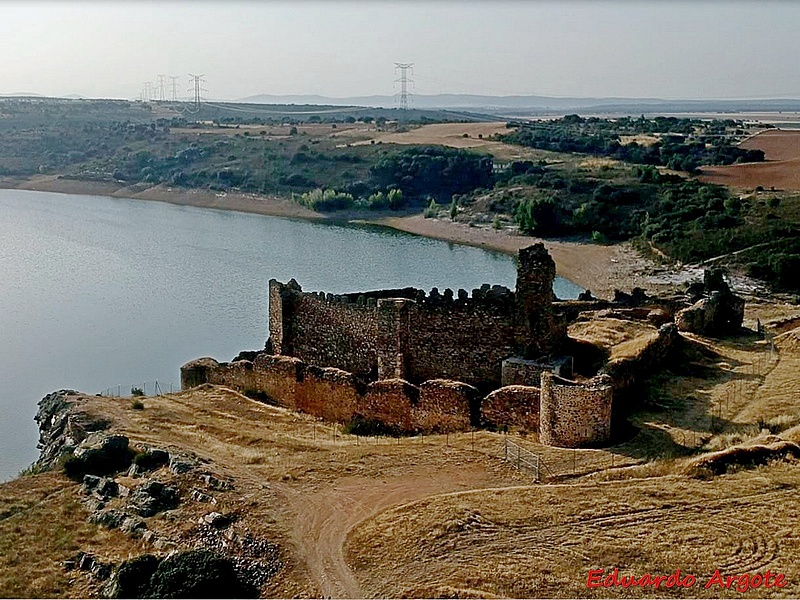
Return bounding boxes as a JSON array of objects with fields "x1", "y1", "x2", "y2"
[{"x1": 514, "y1": 243, "x2": 560, "y2": 358}]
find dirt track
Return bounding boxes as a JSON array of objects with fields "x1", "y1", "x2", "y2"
[{"x1": 282, "y1": 465, "x2": 507, "y2": 598}]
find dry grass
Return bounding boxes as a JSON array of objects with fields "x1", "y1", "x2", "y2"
[
  {"x1": 568, "y1": 318, "x2": 659, "y2": 361},
  {"x1": 619, "y1": 135, "x2": 661, "y2": 147},
  {"x1": 2, "y1": 313, "x2": 800, "y2": 598},
  {"x1": 346, "y1": 463, "x2": 800, "y2": 598},
  {"x1": 0, "y1": 472, "x2": 142, "y2": 598}
]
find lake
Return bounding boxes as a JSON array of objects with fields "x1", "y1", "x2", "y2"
[{"x1": 0, "y1": 189, "x2": 582, "y2": 481}]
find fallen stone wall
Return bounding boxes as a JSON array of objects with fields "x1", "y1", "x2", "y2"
[{"x1": 601, "y1": 323, "x2": 680, "y2": 402}]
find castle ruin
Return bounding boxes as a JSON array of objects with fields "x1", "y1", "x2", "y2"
[{"x1": 183, "y1": 243, "x2": 684, "y2": 448}]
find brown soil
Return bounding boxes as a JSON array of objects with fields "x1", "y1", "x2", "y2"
[{"x1": 700, "y1": 130, "x2": 800, "y2": 191}]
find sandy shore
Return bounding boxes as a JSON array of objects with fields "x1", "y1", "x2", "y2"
[
  {"x1": 0, "y1": 175, "x2": 660, "y2": 298},
  {"x1": 0, "y1": 175, "x2": 321, "y2": 220},
  {"x1": 374, "y1": 215, "x2": 661, "y2": 297}
]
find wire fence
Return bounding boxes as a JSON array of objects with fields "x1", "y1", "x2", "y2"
[
  {"x1": 99, "y1": 380, "x2": 177, "y2": 397},
  {"x1": 502, "y1": 438, "x2": 544, "y2": 481}
]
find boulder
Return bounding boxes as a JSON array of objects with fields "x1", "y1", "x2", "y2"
[{"x1": 127, "y1": 480, "x2": 180, "y2": 517}]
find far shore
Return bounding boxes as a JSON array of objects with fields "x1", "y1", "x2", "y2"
[{"x1": 0, "y1": 175, "x2": 658, "y2": 298}]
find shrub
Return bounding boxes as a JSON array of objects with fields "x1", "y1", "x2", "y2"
[
  {"x1": 423, "y1": 198, "x2": 438, "y2": 218},
  {"x1": 148, "y1": 550, "x2": 259, "y2": 598},
  {"x1": 131, "y1": 399, "x2": 144, "y2": 410}
]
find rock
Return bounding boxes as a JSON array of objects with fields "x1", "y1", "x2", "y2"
[
  {"x1": 65, "y1": 432, "x2": 133, "y2": 479},
  {"x1": 191, "y1": 489, "x2": 215, "y2": 503},
  {"x1": 91, "y1": 562, "x2": 112, "y2": 580},
  {"x1": 127, "y1": 480, "x2": 180, "y2": 517},
  {"x1": 82, "y1": 474, "x2": 102, "y2": 491},
  {"x1": 168, "y1": 454, "x2": 197, "y2": 474},
  {"x1": 83, "y1": 475, "x2": 119, "y2": 499},
  {"x1": 199, "y1": 473, "x2": 234, "y2": 491},
  {"x1": 77, "y1": 552, "x2": 95, "y2": 571},
  {"x1": 120, "y1": 515, "x2": 146, "y2": 536},
  {"x1": 34, "y1": 390, "x2": 109, "y2": 471},
  {"x1": 91, "y1": 509, "x2": 126, "y2": 529},
  {"x1": 202, "y1": 512, "x2": 233, "y2": 529},
  {"x1": 132, "y1": 448, "x2": 170, "y2": 472}
]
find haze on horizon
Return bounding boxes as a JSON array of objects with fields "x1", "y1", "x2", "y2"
[{"x1": 2, "y1": 0, "x2": 800, "y2": 102}]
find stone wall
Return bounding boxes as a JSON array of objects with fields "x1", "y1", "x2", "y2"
[
  {"x1": 482, "y1": 385, "x2": 541, "y2": 432},
  {"x1": 539, "y1": 372, "x2": 613, "y2": 447},
  {"x1": 296, "y1": 365, "x2": 361, "y2": 423},
  {"x1": 269, "y1": 278, "x2": 561, "y2": 390},
  {"x1": 403, "y1": 296, "x2": 519, "y2": 388},
  {"x1": 360, "y1": 379, "x2": 419, "y2": 432},
  {"x1": 270, "y1": 279, "x2": 380, "y2": 379},
  {"x1": 267, "y1": 243, "x2": 567, "y2": 390},
  {"x1": 415, "y1": 379, "x2": 478, "y2": 433}
]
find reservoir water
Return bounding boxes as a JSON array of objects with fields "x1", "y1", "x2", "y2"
[{"x1": 0, "y1": 189, "x2": 582, "y2": 481}]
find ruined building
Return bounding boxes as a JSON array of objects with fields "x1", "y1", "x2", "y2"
[
  {"x1": 182, "y1": 243, "x2": 682, "y2": 448},
  {"x1": 267, "y1": 243, "x2": 565, "y2": 390}
]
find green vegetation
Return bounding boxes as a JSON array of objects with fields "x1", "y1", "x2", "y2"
[
  {"x1": 462, "y1": 160, "x2": 800, "y2": 292},
  {"x1": 502, "y1": 114, "x2": 765, "y2": 173},
  {"x1": 2, "y1": 98, "x2": 797, "y2": 292}
]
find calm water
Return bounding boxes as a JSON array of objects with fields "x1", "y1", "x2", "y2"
[{"x1": 0, "y1": 190, "x2": 581, "y2": 481}]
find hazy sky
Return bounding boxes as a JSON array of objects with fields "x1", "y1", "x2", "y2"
[{"x1": 2, "y1": 1, "x2": 800, "y2": 101}]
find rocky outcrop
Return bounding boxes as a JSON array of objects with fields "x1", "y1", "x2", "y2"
[
  {"x1": 127, "y1": 480, "x2": 180, "y2": 517},
  {"x1": 34, "y1": 390, "x2": 109, "y2": 470}
]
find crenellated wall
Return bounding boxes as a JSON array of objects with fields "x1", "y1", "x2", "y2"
[
  {"x1": 267, "y1": 243, "x2": 565, "y2": 389},
  {"x1": 182, "y1": 244, "x2": 684, "y2": 448}
]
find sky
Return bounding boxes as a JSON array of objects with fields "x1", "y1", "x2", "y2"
[{"x1": 1, "y1": 1, "x2": 800, "y2": 101}]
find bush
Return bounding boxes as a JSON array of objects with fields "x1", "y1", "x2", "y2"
[
  {"x1": 112, "y1": 550, "x2": 259, "y2": 599},
  {"x1": 423, "y1": 198, "x2": 438, "y2": 218},
  {"x1": 343, "y1": 416, "x2": 402, "y2": 437},
  {"x1": 131, "y1": 399, "x2": 144, "y2": 410},
  {"x1": 131, "y1": 387, "x2": 144, "y2": 397},
  {"x1": 149, "y1": 550, "x2": 259, "y2": 598},
  {"x1": 293, "y1": 188, "x2": 354, "y2": 211}
]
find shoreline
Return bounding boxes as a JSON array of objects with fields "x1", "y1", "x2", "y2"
[{"x1": 0, "y1": 175, "x2": 658, "y2": 298}]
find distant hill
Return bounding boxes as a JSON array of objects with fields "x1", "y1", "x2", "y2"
[{"x1": 236, "y1": 93, "x2": 800, "y2": 116}]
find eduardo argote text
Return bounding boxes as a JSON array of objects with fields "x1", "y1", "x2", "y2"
[{"x1": 587, "y1": 568, "x2": 787, "y2": 593}]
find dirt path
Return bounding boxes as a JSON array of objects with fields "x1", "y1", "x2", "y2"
[{"x1": 280, "y1": 465, "x2": 508, "y2": 598}]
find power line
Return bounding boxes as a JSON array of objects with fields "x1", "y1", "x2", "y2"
[
  {"x1": 394, "y1": 62, "x2": 414, "y2": 110},
  {"x1": 157, "y1": 74, "x2": 166, "y2": 102},
  {"x1": 169, "y1": 75, "x2": 180, "y2": 102},
  {"x1": 187, "y1": 73, "x2": 207, "y2": 111}
]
